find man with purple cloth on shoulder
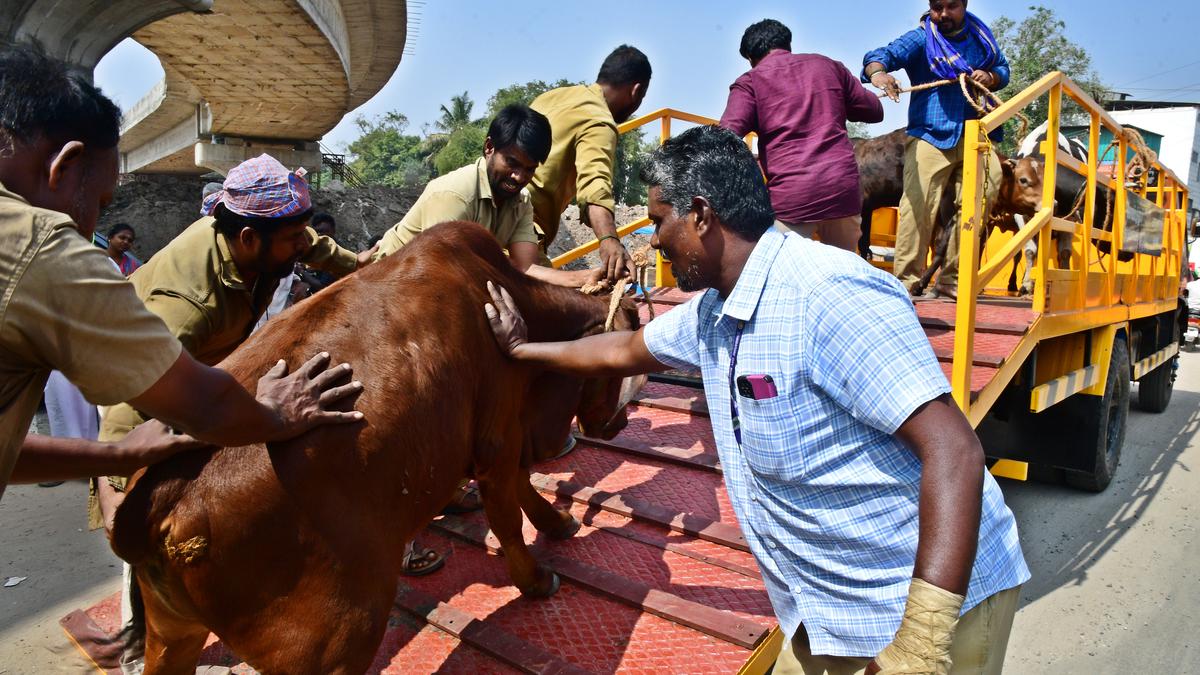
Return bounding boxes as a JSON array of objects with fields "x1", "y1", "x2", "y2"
[{"x1": 720, "y1": 19, "x2": 884, "y2": 254}]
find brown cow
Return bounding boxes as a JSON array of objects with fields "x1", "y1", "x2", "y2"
[
  {"x1": 854, "y1": 128, "x2": 1045, "y2": 294},
  {"x1": 110, "y1": 221, "x2": 641, "y2": 674}
]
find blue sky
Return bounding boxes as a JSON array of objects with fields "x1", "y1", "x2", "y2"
[{"x1": 95, "y1": 1, "x2": 1200, "y2": 152}]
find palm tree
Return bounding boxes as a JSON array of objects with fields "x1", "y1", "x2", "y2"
[{"x1": 436, "y1": 92, "x2": 474, "y2": 134}]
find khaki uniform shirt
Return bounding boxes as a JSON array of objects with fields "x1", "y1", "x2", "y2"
[
  {"x1": 373, "y1": 157, "x2": 539, "y2": 260},
  {"x1": 98, "y1": 217, "x2": 357, "y2": 442},
  {"x1": 528, "y1": 83, "x2": 619, "y2": 246},
  {"x1": 0, "y1": 183, "x2": 182, "y2": 499}
]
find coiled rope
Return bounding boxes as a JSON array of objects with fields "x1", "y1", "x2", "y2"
[{"x1": 579, "y1": 245, "x2": 656, "y2": 332}]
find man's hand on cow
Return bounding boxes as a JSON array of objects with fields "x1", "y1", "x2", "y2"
[
  {"x1": 598, "y1": 237, "x2": 634, "y2": 282},
  {"x1": 118, "y1": 419, "x2": 211, "y2": 467},
  {"x1": 870, "y1": 71, "x2": 901, "y2": 102},
  {"x1": 256, "y1": 352, "x2": 365, "y2": 438},
  {"x1": 484, "y1": 280, "x2": 528, "y2": 357},
  {"x1": 356, "y1": 244, "x2": 379, "y2": 269}
]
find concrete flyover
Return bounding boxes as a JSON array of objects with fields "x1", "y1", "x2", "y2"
[{"x1": 2, "y1": 0, "x2": 407, "y2": 175}]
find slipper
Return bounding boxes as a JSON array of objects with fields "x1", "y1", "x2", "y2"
[
  {"x1": 551, "y1": 434, "x2": 577, "y2": 460},
  {"x1": 441, "y1": 482, "x2": 483, "y2": 515},
  {"x1": 401, "y1": 546, "x2": 445, "y2": 577}
]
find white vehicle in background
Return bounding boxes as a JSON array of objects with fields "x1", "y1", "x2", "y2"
[{"x1": 1186, "y1": 238, "x2": 1200, "y2": 350}]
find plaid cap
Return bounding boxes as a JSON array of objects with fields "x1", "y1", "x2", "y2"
[{"x1": 201, "y1": 153, "x2": 311, "y2": 218}]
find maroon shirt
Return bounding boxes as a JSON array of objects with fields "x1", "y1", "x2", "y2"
[{"x1": 719, "y1": 50, "x2": 884, "y2": 223}]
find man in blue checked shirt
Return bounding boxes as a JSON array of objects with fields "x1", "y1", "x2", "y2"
[
  {"x1": 863, "y1": 0, "x2": 1008, "y2": 299},
  {"x1": 484, "y1": 126, "x2": 1028, "y2": 675}
]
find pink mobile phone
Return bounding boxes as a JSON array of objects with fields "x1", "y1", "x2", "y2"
[{"x1": 736, "y1": 374, "x2": 778, "y2": 400}]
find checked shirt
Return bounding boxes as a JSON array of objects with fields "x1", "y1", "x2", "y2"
[{"x1": 642, "y1": 229, "x2": 1029, "y2": 656}]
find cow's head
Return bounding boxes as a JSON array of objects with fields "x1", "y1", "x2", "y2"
[
  {"x1": 998, "y1": 156, "x2": 1043, "y2": 217},
  {"x1": 575, "y1": 298, "x2": 645, "y2": 440},
  {"x1": 523, "y1": 297, "x2": 645, "y2": 463}
]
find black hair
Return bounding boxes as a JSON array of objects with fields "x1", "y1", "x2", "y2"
[
  {"x1": 596, "y1": 45, "x2": 652, "y2": 87},
  {"x1": 638, "y1": 126, "x2": 774, "y2": 241},
  {"x1": 739, "y1": 19, "x2": 792, "y2": 62},
  {"x1": 107, "y1": 223, "x2": 135, "y2": 239},
  {"x1": 311, "y1": 211, "x2": 336, "y2": 230},
  {"x1": 487, "y1": 104, "x2": 553, "y2": 164},
  {"x1": 212, "y1": 202, "x2": 314, "y2": 241},
  {"x1": 0, "y1": 42, "x2": 121, "y2": 150}
]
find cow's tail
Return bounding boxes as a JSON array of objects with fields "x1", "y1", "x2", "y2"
[{"x1": 113, "y1": 567, "x2": 146, "y2": 661}]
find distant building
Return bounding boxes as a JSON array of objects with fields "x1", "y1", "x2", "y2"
[{"x1": 1103, "y1": 100, "x2": 1200, "y2": 225}]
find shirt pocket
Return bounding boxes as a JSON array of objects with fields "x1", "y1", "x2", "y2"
[{"x1": 737, "y1": 385, "x2": 807, "y2": 482}]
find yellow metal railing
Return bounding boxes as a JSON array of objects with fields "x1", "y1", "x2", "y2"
[
  {"x1": 953, "y1": 71, "x2": 1189, "y2": 416},
  {"x1": 549, "y1": 108, "x2": 724, "y2": 287}
]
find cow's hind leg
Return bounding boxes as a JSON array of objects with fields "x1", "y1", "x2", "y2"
[
  {"x1": 478, "y1": 464, "x2": 559, "y2": 598},
  {"x1": 517, "y1": 474, "x2": 580, "y2": 540}
]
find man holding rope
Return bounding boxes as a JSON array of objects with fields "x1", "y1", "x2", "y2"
[{"x1": 863, "y1": 0, "x2": 1009, "y2": 298}]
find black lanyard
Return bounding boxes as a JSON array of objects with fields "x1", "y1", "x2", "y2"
[{"x1": 728, "y1": 320, "x2": 746, "y2": 446}]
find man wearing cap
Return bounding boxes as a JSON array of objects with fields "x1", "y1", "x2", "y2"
[{"x1": 92, "y1": 153, "x2": 370, "y2": 524}]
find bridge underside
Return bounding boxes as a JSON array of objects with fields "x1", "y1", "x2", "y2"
[{"x1": 4, "y1": 0, "x2": 407, "y2": 175}]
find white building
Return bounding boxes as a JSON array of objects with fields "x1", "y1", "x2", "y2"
[{"x1": 1105, "y1": 101, "x2": 1200, "y2": 224}]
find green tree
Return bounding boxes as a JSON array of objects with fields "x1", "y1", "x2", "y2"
[
  {"x1": 485, "y1": 79, "x2": 580, "y2": 116},
  {"x1": 847, "y1": 121, "x2": 872, "y2": 139},
  {"x1": 992, "y1": 5, "x2": 1107, "y2": 150},
  {"x1": 613, "y1": 129, "x2": 656, "y2": 206},
  {"x1": 436, "y1": 91, "x2": 476, "y2": 133},
  {"x1": 433, "y1": 122, "x2": 488, "y2": 176},
  {"x1": 346, "y1": 112, "x2": 431, "y2": 187}
]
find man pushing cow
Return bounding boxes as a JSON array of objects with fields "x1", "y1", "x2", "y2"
[{"x1": 485, "y1": 125, "x2": 1028, "y2": 675}]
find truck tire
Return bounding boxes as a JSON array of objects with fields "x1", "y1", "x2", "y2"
[
  {"x1": 1136, "y1": 356, "x2": 1176, "y2": 413},
  {"x1": 1065, "y1": 340, "x2": 1130, "y2": 492}
]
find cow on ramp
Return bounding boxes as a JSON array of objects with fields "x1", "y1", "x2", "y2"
[{"x1": 109, "y1": 221, "x2": 641, "y2": 674}]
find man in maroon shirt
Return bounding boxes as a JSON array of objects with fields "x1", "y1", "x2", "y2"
[{"x1": 720, "y1": 19, "x2": 884, "y2": 252}]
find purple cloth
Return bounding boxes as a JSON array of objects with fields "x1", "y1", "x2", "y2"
[{"x1": 720, "y1": 51, "x2": 883, "y2": 223}]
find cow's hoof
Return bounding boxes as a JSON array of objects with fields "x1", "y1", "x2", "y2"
[
  {"x1": 547, "y1": 514, "x2": 581, "y2": 540},
  {"x1": 519, "y1": 568, "x2": 561, "y2": 598}
]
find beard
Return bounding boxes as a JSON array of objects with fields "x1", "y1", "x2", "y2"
[
  {"x1": 669, "y1": 250, "x2": 706, "y2": 292},
  {"x1": 257, "y1": 243, "x2": 299, "y2": 281}
]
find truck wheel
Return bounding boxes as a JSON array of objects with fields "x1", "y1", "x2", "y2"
[
  {"x1": 1136, "y1": 356, "x2": 1176, "y2": 413},
  {"x1": 1065, "y1": 340, "x2": 1130, "y2": 492}
]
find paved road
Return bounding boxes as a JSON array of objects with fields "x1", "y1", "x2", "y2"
[{"x1": 2, "y1": 356, "x2": 1198, "y2": 673}]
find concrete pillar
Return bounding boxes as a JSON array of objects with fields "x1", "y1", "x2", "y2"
[{"x1": 195, "y1": 140, "x2": 322, "y2": 177}]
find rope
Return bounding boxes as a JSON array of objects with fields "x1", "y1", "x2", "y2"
[
  {"x1": 879, "y1": 73, "x2": 1030, "y2": 144},
  {"x1": 580, "y1": 244, "x2": 657, "y2": 332}
]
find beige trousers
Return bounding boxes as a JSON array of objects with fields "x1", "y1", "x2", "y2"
[
  {"x1": 894, "y1": 136, "x2": 1001, "y2": 293},
  {"x1": 775, "y1": 215, "x2": 863, "y2": 253},
  {"x1": 773, "y1": 585, "x2": 1021, "y2": 675}
]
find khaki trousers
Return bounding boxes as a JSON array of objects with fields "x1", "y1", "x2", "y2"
[
  {"x1": 894, "y1": 136, "x2": 1001, "y2": 293},
  {"x1": 775, "y1": 215, "x2": 863, "y2": 253},
  {"x1": 773, "y1": 585, "x2": 1021, "y2": 675}
]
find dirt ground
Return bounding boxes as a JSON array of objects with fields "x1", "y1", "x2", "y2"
[{"x1": 3, "y1": 351, "x2": 1197, "y2": 673}]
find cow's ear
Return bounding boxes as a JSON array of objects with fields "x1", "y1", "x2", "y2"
[{"x1": 1002, "y1": 158, "x2": 1015, "y2": 176}]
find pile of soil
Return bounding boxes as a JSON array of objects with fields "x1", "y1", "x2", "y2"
[{"x1": 548, "y1": 204, "x2": 652, "y2": 272}]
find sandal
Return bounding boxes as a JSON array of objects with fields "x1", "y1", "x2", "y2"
[
  {"x1": 401, "y1": 543, "x2": 445, "y2": 577},
  {"x1": 441, "y1": 481, "x2": 483, "y2": 515}
]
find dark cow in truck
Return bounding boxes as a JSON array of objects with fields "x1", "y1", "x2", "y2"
[
  {"x1": 110, "y1": 222, "x2": 642, "y2": 674},
  {"x1": 853, "y1": 129, "x2": 1042, "y2": 293}
]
